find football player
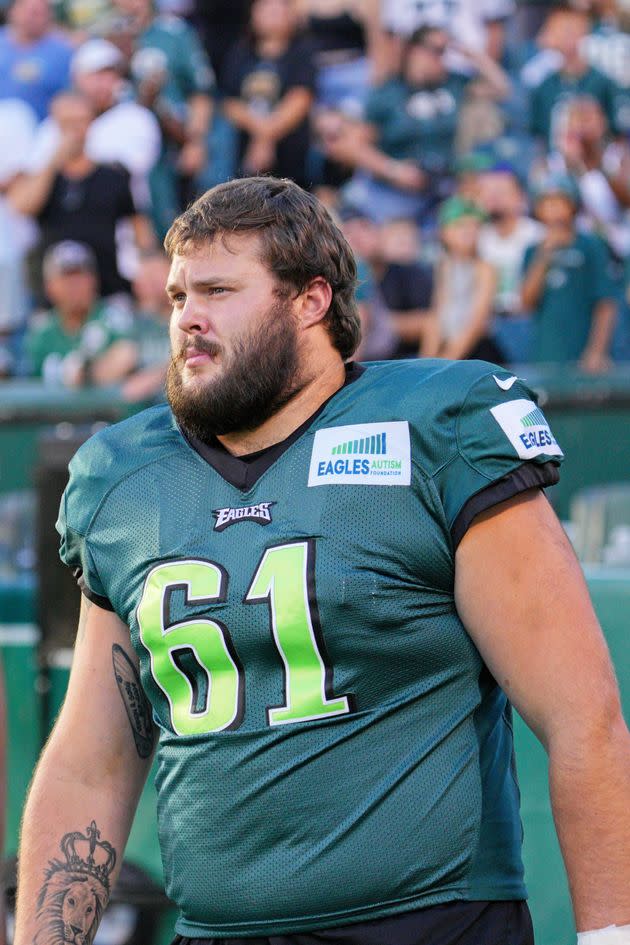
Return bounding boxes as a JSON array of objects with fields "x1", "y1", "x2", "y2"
[{"x1": 14, "y1": 177, "x2": 630, "y2": 945}]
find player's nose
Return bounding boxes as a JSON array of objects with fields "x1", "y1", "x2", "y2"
[{"x1": 175, "y1": 295, "x2": 212, "y2": 336}]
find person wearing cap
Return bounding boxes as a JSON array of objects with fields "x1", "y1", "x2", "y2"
[
  {"x1": 22, "y1": 38, "x2": 161, "y2": 221},
  {"x1": 418, "y1": 195, "x2": 504, "y2": 363},
  {"x1": 521, "y1": 174, "x2": 617, "y2": 371},
  {"x1": 0, "y1": 0, "x2": 73, "y2": 121},
  {"x1": 8, "y1": 89, "x2": 154, "y2": 299},
  {"x1": 24, "y1": 240, "x2": 138, "y2": 387}
]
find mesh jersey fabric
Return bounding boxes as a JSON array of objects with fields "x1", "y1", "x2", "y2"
[{"x1": 57, "y1": 359, "x2": 563, "y2": 938}]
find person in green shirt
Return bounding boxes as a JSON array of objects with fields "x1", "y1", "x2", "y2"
[
  {"x1": 521, "y1": 174, "x2": 617, "y2": 370},
  {"x1": 25, "y1": 240, "x2": 139, "y2": 386},
  {"x1": 110, "y1": 0, "x2": 215, "y2": 234},
  {"x1": 122, "y1": 251, "x2": 172, "y2": 402},
  {"x1": 327, "y1": 25, "x2": 509, "y2": 223},
  {"x1": 528, "y1": 6, "x2": 629, "y2": 145}
]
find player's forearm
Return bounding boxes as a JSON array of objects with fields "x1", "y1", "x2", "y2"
[
  {"x1": 549, "y1": 714, "x2": 630, "y2": 930},
  {"x1": 15, "y1": 737, "x2": 149, "y2": 945}
]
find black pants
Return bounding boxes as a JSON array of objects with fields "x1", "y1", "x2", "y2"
[{"x1": 172, "y1": 899, "x2": 534, "y2": 945}]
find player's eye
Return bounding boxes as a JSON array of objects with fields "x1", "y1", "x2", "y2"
[
  {"x1": 209, "y1": 287, "x2": 226, "y2": 295},
  {"x1": 171, "y1": 293, "x2": 186, "y2": 304}
]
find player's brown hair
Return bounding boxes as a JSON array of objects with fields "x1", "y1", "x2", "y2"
[{"x1": 164, "y1": 176, "x2": 361, "y2": 360}]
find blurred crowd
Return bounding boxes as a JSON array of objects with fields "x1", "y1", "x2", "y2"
[{"x1": 1, "y1": 0, "x2": 630, "y2": 395}]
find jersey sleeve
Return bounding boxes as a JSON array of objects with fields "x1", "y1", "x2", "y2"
[
  {"x1": 56, "y1": 441, "x2": 115, "y2": 610},
  {"x1": 431, "y1": 370, "x2": 564, "y2": 548}
]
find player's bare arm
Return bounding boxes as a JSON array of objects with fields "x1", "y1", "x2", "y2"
[
  {"x1": 455, "y1": 489, "x2": 630, "y2": 932},
  {"x1": 14, "y1": 598, "x2": 156, "y2": 945}
]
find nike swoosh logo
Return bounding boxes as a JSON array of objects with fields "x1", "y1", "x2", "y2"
[{"x1": 493, "y1": 374, "x2": 518, "y2": 391}]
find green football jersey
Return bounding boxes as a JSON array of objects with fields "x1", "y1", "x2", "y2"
[{"x1": 57, "y1": 359, "x2": 563, "y2": 938}]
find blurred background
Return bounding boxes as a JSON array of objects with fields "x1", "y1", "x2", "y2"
[{"x1": 1, "y1": 0, "x2": 630, "y2": 942}]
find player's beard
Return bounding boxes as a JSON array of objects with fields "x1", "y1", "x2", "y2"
[{"x1": 166, "y1": 294, "x2": 305, "y2": 440}]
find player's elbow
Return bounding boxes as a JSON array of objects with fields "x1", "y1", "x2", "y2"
[{"x1": 548, "y1": 676, "x2": 628, "y2": 764}]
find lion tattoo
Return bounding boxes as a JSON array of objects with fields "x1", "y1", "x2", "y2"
[{"x1": 35, "y1": 869, "x2": 108, "y2": 945}]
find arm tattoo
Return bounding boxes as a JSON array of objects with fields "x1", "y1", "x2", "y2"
[
  {"x1": 35, "y1": 820, "x2": 116, "y2": 945},
  {"x1": 112, "y1": 644, "x2": 155, "y2": 759}
]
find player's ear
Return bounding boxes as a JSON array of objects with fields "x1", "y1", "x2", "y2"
[{"x1": 298, "y1": 277, "x2": 333, "y2": 329}]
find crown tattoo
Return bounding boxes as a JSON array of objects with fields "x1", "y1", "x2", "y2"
[{"x1": 60, "y1": 821, "x2": 116, "y2": 887}]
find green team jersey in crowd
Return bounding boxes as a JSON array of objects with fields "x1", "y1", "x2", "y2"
[
  {"x1": 26, "y1": 300, "x2": 134, "y2": 382},
  {"x1": 522, "y1": 231, "x2": 615, "y2": 363},
  {"x1": 137, "y1": 15, "x2": 215, "y2": 108},
  {"x1": 57, "y1": 359, "x2": 563, "y2": 938}
]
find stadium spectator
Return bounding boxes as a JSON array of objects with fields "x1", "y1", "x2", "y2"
[
  {"x1": 331, "y1": 26, "x2": 509, "y2": 223},
  {"x1": 583, "y1": 0, "x2": 630, "y2": 90},
  {"x1": 187, "y1": 0, "x2": 250, "y2": 83},
  {"x1": 0, "y1": 0, "x2": 72, "y2": 120},
  {"x1": 122, "y1": 252, "x2": 172, "y2": 402},
  {"x1": 9, "y1": 90, "x2": 154, "y2": 299},
  {"x1": 338, "y1": 207, "x2": 398, "y2": 359},
  {"x1": 25, "y1": 240, "x2": 137, "y2": 385},
  {"x1": 528, "y1": 6, "x2": 630, "y2": 145},
  {"x1": 477, "y1": 163, "x2": 542, "y2": 362},
  {"x1": 380, "y1": 0, "x2": 516, "y2": 79},
  {"x1": 111, "y1": 0, "x2": 215, "y2": 219},
  {"x1": 376, "y1": 218, "x2": 435, "y2": 356},
  {"x1": 0, "y1": 98, "x2": 39, "y2": 374},
  {"x1": 542, "y1": 95, "x2": 630, "y2": 259},
  {"x1": 521, "y1": 174, "x2": 617, "y2": 370},
  {"x1": 420, "y1": 196, "x2": 504, "y2": 362},
  {"x1": 222, "y1": 0, "x2": 316, "y2": 187},
  {"x1": 25, "y1": 39, "x2": 162, "y2": 218},
  {"x1": 477, "y1": 164, "x2": 542, "y2": 316},
  {"x1": 339, "y1": 211, "x2": 433, "y2": 359},
  {"x1": 298, "y1": 0, "x2": 381, "y2": 111}
]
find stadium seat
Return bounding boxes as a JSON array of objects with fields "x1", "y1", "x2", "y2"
[{"x1": 570, "y1": 483, "x2": 630, "y2": 565}]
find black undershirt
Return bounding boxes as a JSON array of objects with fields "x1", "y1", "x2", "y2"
[{"x1": 181, "y1": 361, "x2": 365, "y2": 491}]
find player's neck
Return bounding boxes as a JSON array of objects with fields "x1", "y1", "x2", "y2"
[{"x1": 216, "y1": 355, "x2": 346, "y2": 457}]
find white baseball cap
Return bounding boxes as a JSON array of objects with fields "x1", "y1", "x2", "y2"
[{"x1": 72, "y1": 39, "x2": 124, "y2": 77}]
